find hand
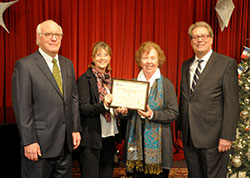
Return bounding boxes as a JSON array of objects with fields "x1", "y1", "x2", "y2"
[
  {"x1": 104, "y1": 94, "x2": 113, "y2": 107},
  {"x1": 24, "y1": 143, "x2": 41, "y2": 161},
  {"x1": 138, "y1": 105, "x2": 153, "y2": 118},
  {"x1": 72, "y1": 132, "x2": 81, "y2": 150},
  {"x1": 218, "y1": 138, "x2": 232, "y2": 152},
  {"x1": 116, "y1": 107, "x2": 128, "y2": 115}
]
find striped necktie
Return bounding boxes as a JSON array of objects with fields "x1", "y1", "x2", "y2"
[
  {"x1": 52, "y1": 58, "x2": 63, "y2": 95},
  {"x1": 191, "y1": 59, "x2": 203, "y2": 93}
]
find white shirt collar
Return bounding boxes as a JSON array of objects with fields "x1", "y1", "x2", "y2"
[
  {"x1": 38, "y1": 48, "x2": 61, "y2": 73},
  {"x1": 137, "y1": 67, "x2": 161, "y2": 88},
  {"x1": 194, "y1": 49, "x2": 213, "y2": 63},
  {"x1": 38, "y1": 48, "x2": 59, "y2": 63}
]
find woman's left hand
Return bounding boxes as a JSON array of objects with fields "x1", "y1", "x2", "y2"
[{"x1": 138, "y1": 105, "x2": 153, "y2": 118}]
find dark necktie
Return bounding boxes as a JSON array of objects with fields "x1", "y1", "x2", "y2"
[
  {"x1": 191, "y1": 59, "x2": 203, "y2": 93},
  {"x1": 52, "y1": 58, "x2": 63, "y2": 95}
]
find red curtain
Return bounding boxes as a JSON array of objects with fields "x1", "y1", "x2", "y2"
[{"x1": 0, "y1": 0, "x2": 250, "y2": 159}]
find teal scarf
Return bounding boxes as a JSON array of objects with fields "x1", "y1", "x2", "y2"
[{"x1": 126, "y1": 75, "x2": 164, "y2": 175}]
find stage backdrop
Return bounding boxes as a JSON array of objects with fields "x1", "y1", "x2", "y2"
[{"x1": 0, "y1": 0, "x2": 250, "y2": 159}]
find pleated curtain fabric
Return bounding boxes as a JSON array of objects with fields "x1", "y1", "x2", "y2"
[
  {"x1": 52, "y1": 58, "x2": 63, "y2": 95},
  {"x1": 191, "y1": 59, "x2": 203, "y2": 93}
]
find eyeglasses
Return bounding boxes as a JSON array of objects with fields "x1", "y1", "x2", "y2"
[
  {"x1": 41, "y1": 32, "x2": 63, "y2": 40},
  {"x1": 95, "y1": 54, "x2": 109, "y2": 58},
  {"x1": 191, "y1": 34, "x2": 210, "y2": 41}
]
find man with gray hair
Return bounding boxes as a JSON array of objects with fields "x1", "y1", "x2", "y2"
[
  {"x1": 12, "y1": 20, "x2": 81, "y2": 178},
  {"x1": 178, "y1": 21, "x2": 239, "y2": 178}
]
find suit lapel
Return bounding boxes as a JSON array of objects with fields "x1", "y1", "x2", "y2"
[
  {"x1": 182, "y1": 58, "x2": 194, "y2": 98},
  {"x1": 34, "y1": 51, "x2": 64, "y2": 99},
  {"x1": 91, "y1": 78, "x2": 99, "y2": 101},
  {"x1": 87, "y1": 69, "x2": 99, "y2": 101},
  {"x1": 191, "y1": 51, "x2": 218, "y2": 95}
]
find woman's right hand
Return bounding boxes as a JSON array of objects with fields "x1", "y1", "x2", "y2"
[{"x1": 104, "y1": 94, "x2": 113, "y2": 107}]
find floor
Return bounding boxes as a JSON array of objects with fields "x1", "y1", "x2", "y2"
[
  {"x1": 173, "y1": 160, "x2": 187, "y2": 168},
  {"x1": 72, "y1": 159, "x2": 187, "y2": 168},
  {"x1": 72, "y1": 159, "x2": 188, "y2": 178}
]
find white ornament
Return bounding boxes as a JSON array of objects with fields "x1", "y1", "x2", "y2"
[
  {"x1": 230, "y1": 171, "x2": 246, "y2": 178},
  {"x1": 215, "y1": 0, "x2": 235, "y2": 31},
  {"x1": 0, "y1": 0, "x2": 18, "y2": 33},
  {"x1": 232, "y1": 157, "x2": 242, "y2": 168}
]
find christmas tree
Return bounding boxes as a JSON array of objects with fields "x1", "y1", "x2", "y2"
[{"x1": 228, "y1": 50, "x2": 250, "y2": 178}]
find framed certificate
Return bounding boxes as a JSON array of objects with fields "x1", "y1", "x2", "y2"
[{"x1": 110, "y1": 78, "x2": 149, "y2": 110}]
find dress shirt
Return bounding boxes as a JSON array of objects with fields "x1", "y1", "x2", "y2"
[
  {"x1": 189, "y1": 49, "x2": 213, "y2": 89},
  {"x1": 38, "y1": 48, "x2": 61, "y2": 74},
  {"x1": 100, "y1": 88, "x2": 118, "y2": 138}
]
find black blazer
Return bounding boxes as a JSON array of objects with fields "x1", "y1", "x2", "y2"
[
  {"x1": 11, "y1": 50, "x2": 81, "y2": 158},
  {"x1": 178, "y1": 51, "x2": 240, "y2": 148},
  {"x1": 77, "y1": 68, "x2": 108, "y2": 149}
]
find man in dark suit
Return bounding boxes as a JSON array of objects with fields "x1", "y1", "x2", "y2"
[
  {"x1": 178, "y1": 21, "x2": 239, "y2": 178},
  {"x1": 11, "y1": 20, "x2": 81, "y2": 178}
]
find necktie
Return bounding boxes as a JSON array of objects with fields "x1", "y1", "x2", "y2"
[
  {"x1": 52, "y1": 58, "x2": 63, "y2": 95},
  {"x1": 191, "y1": 59, "x2": 203, "y2": 93}
]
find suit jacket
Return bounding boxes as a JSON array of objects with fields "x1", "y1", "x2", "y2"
[
  {"x1": 178, "y1": 51, "x2": 239, "y2": 148},
  {"x1": 11, "y1": 50, "x2": 81, "y2": 158},
  {"x1": 77, "y1": 68, "x2": 108, "y2": 149}
]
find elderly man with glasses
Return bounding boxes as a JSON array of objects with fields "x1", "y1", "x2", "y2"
[{"x1": 12, "y1": 20, "x2": 81, "y2": 178}]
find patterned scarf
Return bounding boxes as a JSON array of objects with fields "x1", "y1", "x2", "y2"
[
  {"x1": 126, "y1": 75, "x2": 164, "y2": 175},
  {"x1": 92, "y1": 67, "x2": 112, "y2": 122}
]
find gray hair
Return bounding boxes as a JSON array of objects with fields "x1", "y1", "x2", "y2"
[
  {"x1": 36, "y1": 20, "x2": 63, "y2": 45},
  {"x1": 188, "y1": 21, "x2": 214, "y2": 39}
]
